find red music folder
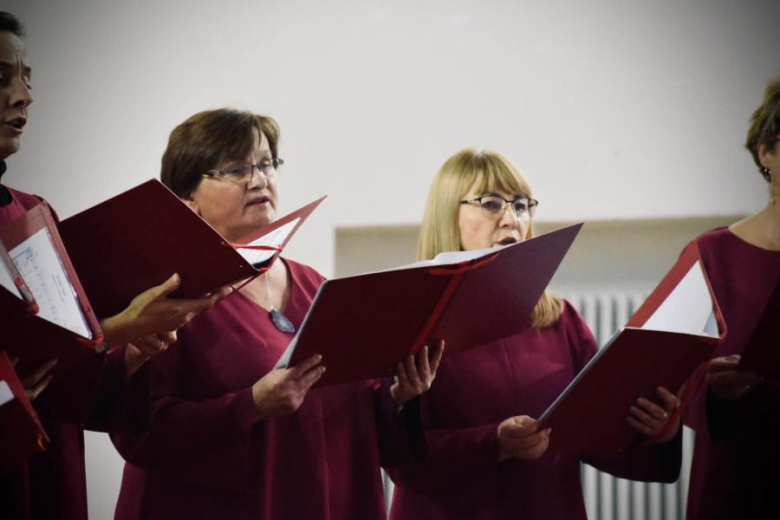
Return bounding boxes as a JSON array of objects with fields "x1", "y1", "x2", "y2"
[
  {"x1": 280, "y1": 223, "x2": 582, "y2": 387},
  {"x1": 739, "y1": 277, "x2": 780, "y2": 383},
  {"x1": 0, "y1": 350, "x2": 50, "y2": 474},
  {"x1": 539, "y1": 243, "x2": 725, "y2": 455},
  {"x1": 0, "y1": 203, "x2": 105, "y2": 378},
  {"x1": 57, "y1": 180, "x2": 324, "y2": 318}
]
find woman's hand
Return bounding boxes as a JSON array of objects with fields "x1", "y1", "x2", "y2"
[
  {"x1": 101, "y1": 274, "x2": 233, "y2": 346},
  {"x1": 707, "y1": 355, "x2": 763, "y2": 401},
  {"x1": 497, "y1": 416, "x2": 551, "y2": 461},
  {"x1": 390, "y1": 341, "x2": 445, "y2": 405},
  {"x1": 12, "y1": 357, "x2": 57, "y2": 401},
  {"x1": 124, "y1": 331, "x2": 179, "y2": 378},
  {"x1": 252, "y1": 354, "x2": 326, "y2": 420},
  {"x1": 627, "y1": 386, "x2": 680, "y2": 443}
]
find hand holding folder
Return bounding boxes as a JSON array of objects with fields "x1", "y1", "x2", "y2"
[
  {"x1": 2, "y1": 181, "x2": 323, "y2": 378},
  {"x1": 539, "y1": 243, "x2": 725, "y2": 455},
  {"x1": 278, "y1": 223, "x2": 582, "y2": 387}
]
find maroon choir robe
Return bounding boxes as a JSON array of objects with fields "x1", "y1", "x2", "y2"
[
  {"x1": 683, "y1": 228, "x2": 780, "y2": 520},
  {"x1": 112, "y1": 259, "x2": 410, "y2": 520},
  {"x1": 387, "y1": 301, "x2": 681, "y2": 520},
  {"x1": 0, "y1": 184, "x2": 142, "y2": 520}
]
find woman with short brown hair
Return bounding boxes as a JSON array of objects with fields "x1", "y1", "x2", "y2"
[
  {"x1": 112, "y1": 107, "x2": 442, "y2": 519},
  {"x1": 683, "y1": 78, "x2": 780, "y2": 520}
]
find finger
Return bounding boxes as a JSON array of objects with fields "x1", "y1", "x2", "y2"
[
  {"x1": 630, "y1": 404, "x2": 665, "y2": 426},
  {"x1": 25, "y1": 374, "x2": 53, "y2": 401},
  {"x1": 503, "y1": 417, "x2": 540, "y2": 438},
  {"x1": 299, "y1": 366, "x2": 326, "y2": 390},
  {"x1": 635, "y1": 397, "x2": 667, "y2": 420},
  {"x1": 394, "y1": 362, "x2": 410, "y2": 387},
  {"x1": 288, "y1": 354, "x2": 323, "y2": 379},
  {"x1": 405, "y1": 353, "x2": 421, "y2": 383},
  {"x1": 708, "y1": 356, "x2": 741, "y2": 373},
  {"x1": 131, "y1": 337, "x2": 163, "y2": 357},
  {"x1": 158, "y1": 330, "x2": 177, "y2": 348},
  {"x1": 417, "y1": 345, "x2": 431, "y2": 382},
  {"x1": 428, "y1": 340, "x2": 445, "y2": 374},
  {"x1": 506, "y1": 429, "x2": 549, "y2": 450},
  {"x1": 708, "y1": 371, "x2": 762, "y2": 388},
  {"x1": 521, "y1": 435, "x2": 550, "y2": 460},
  {"x1": 21, "y1": 359, "x2": 58, "y2": 387},
  {"x1": 140, "y1": 273, "x2": 182, "y2": 304},
  {"x1": 627, "y1": 415, "x2": 655, "y2": 437},
  {"x1": 656, "y1": 387, "x2": 679, "y2": 411},
  {"x1": 211, "y1": 285, "x2": 234, "y2": 301},
  {"x1": 11, "y1": 356, "x2": 19, "y2": 367}
]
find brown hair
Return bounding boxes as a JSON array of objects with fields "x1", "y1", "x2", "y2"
[
  {"x1": 0, "y1": 12, "x2": 25, "y2": 37},
  {"x1": 161, "y1": 108, "x2": 280, "y2": 198},
  {"x1": 745, "y1": 78, "x2": 780, "y2": 182},
  {"x1": 417, "y1": 149, "x2": 564, "y2": 328}
]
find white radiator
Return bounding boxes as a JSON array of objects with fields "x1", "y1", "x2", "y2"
[{"x1": 382, "y1": 290, "x2": 695, "y2": 520}]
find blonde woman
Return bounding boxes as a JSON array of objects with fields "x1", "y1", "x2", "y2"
[{"x1": 387, "y1": 149, "x2": 682, "y2": 520}]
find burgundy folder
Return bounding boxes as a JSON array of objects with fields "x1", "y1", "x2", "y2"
[
  {"x1": 57, "y1": 180, "x2": 324, "y2": 318},
  {"x1": 282, "y1": 223, "x2": 582, "y2": 387},
  {"x1": 539, "y1": 243, "x2": 724, "y2": 455},
  {"x1": 0, "y1": 204, "x2": 105, "y2": 378},
  {"x1": 739, "y1": 277, "x2": 780, "y2": 383},
  {"x1": 0, "y1": 350, "x2": 50, "y2": 474}
]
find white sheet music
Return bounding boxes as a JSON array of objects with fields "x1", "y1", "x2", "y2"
[
  {"x1": 0, "y1": 380, "x2": 13, "y2": 406},
  {"x1": 641, "y1": 260, "x2": 718, "y2": 337},
  {"x1": 377, "y1": 244, "x2": 505, "y2": 273},
  {"x1": 0, "y1": 255, "x2": 22, "y2": 299},
  {"x1": 238, "y1": 218, "x2": 300, "y2": 266},
  {"x1": 10, "y1": 229, "x2": 92, "y2": 338}
]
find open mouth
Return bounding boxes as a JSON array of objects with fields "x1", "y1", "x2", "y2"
[
  {"x1": 6, "y1": 117, "x2": 26, "y2": 130},
  {"x1": 497, "y1": 237, "x2": 518, "y2": 246},
  {"x1": 247, "y1": 196, "x2": 270, "y2": 206}
]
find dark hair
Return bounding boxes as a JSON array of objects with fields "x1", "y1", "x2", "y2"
[
  {"x1": 745, "y1": 78, "x2": 780, "y2": 182},
  {"x1": 0, "y1": 12, "x2": 25, "y2": 37},
  {"x1": 161, "y1": 109, "x2": 280, "y2": 198}
]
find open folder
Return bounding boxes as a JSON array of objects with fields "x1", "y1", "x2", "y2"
[
  {"x1": 0, "y1": 350, "x2": 50, "y2": 474},
  {"x1": 739, "y1": 276, "x2": 780, "y2": 383},
  {"x1": 57, "y1": 180, "x2": 325, "y2": 318},
  {"x1": 539, "y1": 243, "x2": 725, "y2": 455},
  {"x1": 278, "y1": 223, "x2": 582, "y2": 387},
  {"x1": 0, "y1": 203, "x2": 105, "y2": 377}
]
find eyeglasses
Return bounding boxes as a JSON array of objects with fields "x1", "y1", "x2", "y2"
[
  {"x1": 203, "y1": 157, "x2": 284, "y2": 185},
  {"x1": 460, "y1": 194, "x2": 539, "y2": 218}
]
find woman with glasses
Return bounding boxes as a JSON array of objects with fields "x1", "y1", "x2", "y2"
[
  {"x1": 0, "y1": 12, "x2": 228, "y2": 520},
  {"x1": 111, "y1": 108, "x2": 443, "y2": 520},
  {"x1": 682, "y1": 78, "x2": 780, "y2": 520},
  {"x1": 386, "y1": 148, "x2": 683, "y2": 520}
]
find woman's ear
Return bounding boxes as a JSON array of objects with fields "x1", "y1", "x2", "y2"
[
  {"x1": 182, "y1": 195, "x2": 200, "y2": 214},
  {"x1": 758, "y1": 142, "x2": 777, "y2": 169}
]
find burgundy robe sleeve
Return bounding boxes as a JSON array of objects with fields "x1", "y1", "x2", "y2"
[
  {"x1": 33, "y1": 344, "x2": 148, "y2": 433},
  {"x1": 375, "y1": 378, "x2": 421, "y2": 468},
  {"x1": 112, "y1": 336, "x2": 260, "y2": 490}
]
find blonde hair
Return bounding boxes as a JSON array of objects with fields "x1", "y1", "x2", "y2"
[{"x1": 417, "y1": 149, "x2": 563, "y2": 328}]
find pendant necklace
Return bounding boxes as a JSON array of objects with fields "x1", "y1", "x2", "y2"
[{"x1": 264, "y1": 271, "x2": 295, "y2": 334}]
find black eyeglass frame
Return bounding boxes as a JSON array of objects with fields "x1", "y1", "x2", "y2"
[
  {"x1": 460, "y1": 194, "x2": 539, "y2": 217},
  {"x1": 202, "y1": 157, "x2": 285, "y2": 183}
]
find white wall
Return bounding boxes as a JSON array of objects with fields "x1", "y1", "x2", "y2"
[
  {"x1": 6, "y1": 0, "x2": 780, "y2": 275},
  {"x1": 2, "y1": 1, "x2": 778, "y2": 518}
]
